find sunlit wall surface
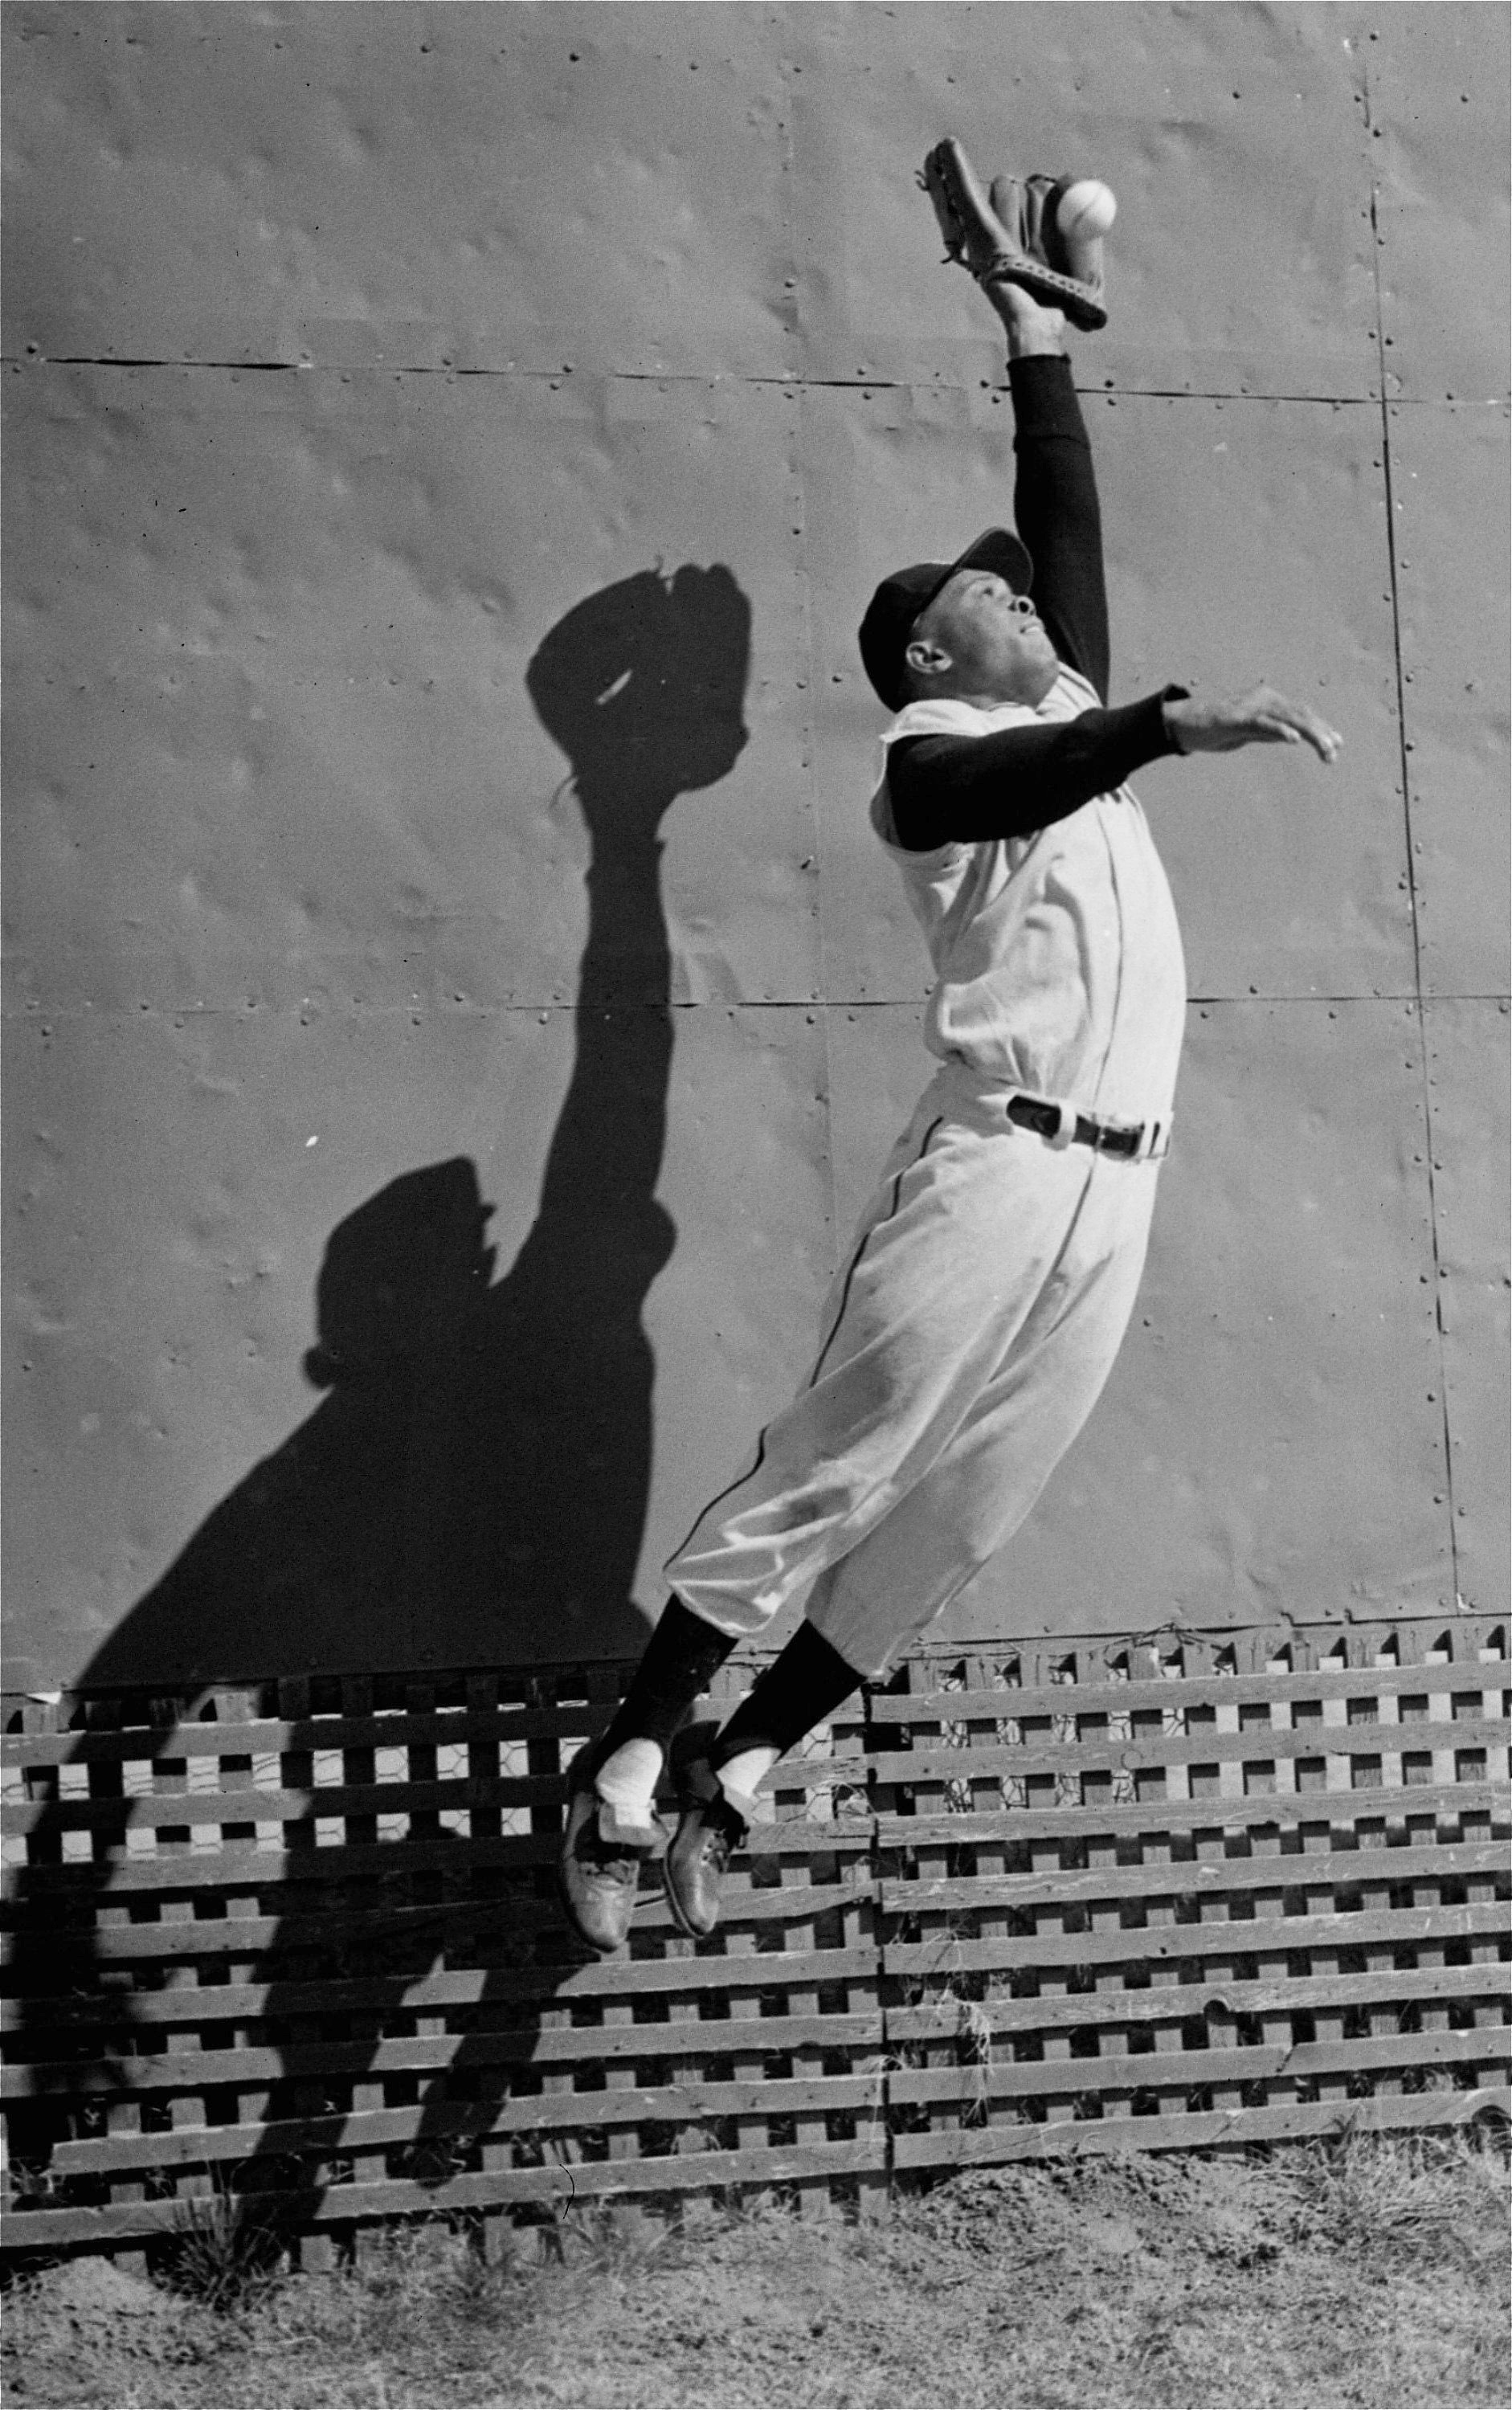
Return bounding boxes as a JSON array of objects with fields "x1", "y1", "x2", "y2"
[{"x1": 3, "y1": 2, "x2": 1506, "y2": 1689}]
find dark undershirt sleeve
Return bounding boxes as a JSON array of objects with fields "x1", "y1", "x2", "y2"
[
  {"x1": 887, "y1": 686, "x2": 1189, "y2": 852},
  {"x1": 1010, "y1": 354, "x2": 1109, "y2": 701}
]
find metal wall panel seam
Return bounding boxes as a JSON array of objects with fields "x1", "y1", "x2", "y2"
[
  {"x1": 6, "y1": 354, "x2": 1472, "y2": 410},
  {"x1": 3, "y1": 356, "x2": 1474, "y2": 409},
  {"x1": 1360, "y1": 43, "x2": 1461, "y2": 1610},
  {"x1": 1416, "y1": 1000, "x2": 1512, "y2": 1619}
]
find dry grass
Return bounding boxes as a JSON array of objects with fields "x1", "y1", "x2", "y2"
[{"x1": 2, "y1": 2130, "x2": 1507, "y2": 2409}]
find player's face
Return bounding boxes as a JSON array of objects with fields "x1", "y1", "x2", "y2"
[{"x1": 909, "y1": 570, "x2": 1060, "y2": 705}]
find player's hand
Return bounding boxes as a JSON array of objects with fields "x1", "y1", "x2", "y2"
[{"x1": 1164, "y1": 686, "x2": 1342, "y2": 765}]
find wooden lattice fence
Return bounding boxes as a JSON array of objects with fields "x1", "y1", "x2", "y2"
[{"x1": 2, "y1": 1614, "x2": 1507, "y2": 2265}]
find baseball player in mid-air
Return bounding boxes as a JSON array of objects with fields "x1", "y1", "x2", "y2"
[{"x1": 559, "y1": 154, "x2": 1340, "y2": 1953}]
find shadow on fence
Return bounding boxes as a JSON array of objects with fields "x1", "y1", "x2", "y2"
[{"x1": 2, "y1": 562, "x2": 758, "y2": 2261}]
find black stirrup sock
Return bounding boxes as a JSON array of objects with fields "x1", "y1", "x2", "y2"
[
  {"x1": 591, "y1": 1595, "x2": 738, "y2": 1770},
  {"x1": 711, "y1": 1620, "x2": 862, "y2": 1768}
]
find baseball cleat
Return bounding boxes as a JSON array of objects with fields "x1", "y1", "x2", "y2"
[
  {"x1": 663, "y1": 1723, "x2": 752, "y2": 1941},
  {"x1": 558, "y1": 1747, "x2": 665, "y2": 1955}
]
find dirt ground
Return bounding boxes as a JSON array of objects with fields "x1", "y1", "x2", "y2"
[{"x1": 3, "y1": 2136, "x2": 1507, "y2": 2410}]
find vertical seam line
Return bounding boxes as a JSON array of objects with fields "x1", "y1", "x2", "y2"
[{"x1": 1365, "y1": 63, "x2": 1461, "y2": 1601}]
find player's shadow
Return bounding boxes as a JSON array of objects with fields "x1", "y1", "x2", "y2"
[{"x1": 3, "y1": 563, "x2": 752, "y2": 2242}]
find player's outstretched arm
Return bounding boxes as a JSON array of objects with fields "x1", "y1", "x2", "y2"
[
  {"x1": 1163, "y1": 686, "x2": 1342, "y2": 765},
  {"x1": 978, "y1": 281, "x2": 1114, "y2": 699}
]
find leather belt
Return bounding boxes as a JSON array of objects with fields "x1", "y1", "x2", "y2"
[{"x1": 1004, "y1": 1093, "x2": 1170, "y2": 1162}]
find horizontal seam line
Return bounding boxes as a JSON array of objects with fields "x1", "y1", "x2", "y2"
[
  {"x1": 7, "y1": 357, "x2": 1483, "y2": 407},
  {"x1": 7, "y1": 992, "x2": 1507, "y2": 1022}
]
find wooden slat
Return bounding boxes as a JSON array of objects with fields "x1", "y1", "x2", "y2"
[
  {"x1": 971, "y1": 1675, "x2": 1022, "y2": 2140},
  {"x1": 885, "y1": 1960, "x2": 1510, "y2": 2040},
  {"x1": 9, "y1": 1730, "x2": 862, "y2": 1832},
  {"x1": 889, "y1": 2085, "x2": 1512, "y2": 2171},
  {"x1": 4, "y1": 1944, "x2": 883, "y2": 2031},
  {"x1": 866, "y1": 1718, "x2": 1510, "y2": 1786},
  {"x1": 897, "y1": 1661, "x2": 966, "y2": 2153},
  {"x1": 1142, "y1": 1802, "x2": 1188, "y2": 2117},
  {"x1": 1, "y1": 1875, "x2": 868, "y2": 1965},
  {"x1": 2, "y1": 1817, "x2": 869, "y2": 1898},
  {"x1": 85, "y1": 1695, "x2": 145, "y2": 2252},
  {"x1": 765, "y1": 1739, "x2": 844, "y2": 2220},
  {"x1": 875, "y1": 1779, "x2": 1508, "y2": 1848},
  {"x1": 882, "y1": 1899, "x2": 1504, "y2": 1976},
  {"x1": 47, "y1": 2073, "x2": 889, "y2": 2175},
  {"x1": 883, "y1": 1898, "x2": 1506, "y2": 1980},
  {"x1": 2, "y1": 1775, "x2": 877, "y2": 1840},
  {"x1": 878, "y1": 1837, "x2": 1509, "y2": 1914},
  {"x1": 0, "y1": 1705, "x2": 619, "y2": 1771},
  {"x1": 4, "y1": 1774, "x2": 609, "y2": 1837},
  {"x1": 0, "y1": 2136, "x2": 890, "y2": 2248},
  {"x1": 1194, "y1": 1820, "x2": 1242, "y2": 2110},
  {"x1": 865, "y1": 1659, "x2": 1508, "y2": 1725},
  {"x1": 3, "y1": 2011, "x2": 884, "y2": 2098},
  {"x1": 887, "y1": 2027, "x2": 1510, "y2": 2106}
]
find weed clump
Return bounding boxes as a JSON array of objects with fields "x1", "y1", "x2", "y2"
[
  {"x1": 1279, "y1": 2124, "x2": 1509, "y2": 2273},
  {"x1": 164, "y1": 2183, "x2": 288, "y2": 2314}
]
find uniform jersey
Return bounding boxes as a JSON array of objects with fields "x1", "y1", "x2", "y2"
[{"x1": 872, "y1": 667, "x2": 1187, "y2": 1126}]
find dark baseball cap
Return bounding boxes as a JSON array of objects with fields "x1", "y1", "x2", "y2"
[{"x1": 857, "y1": 526, "x2": 1035, "y2": 712}]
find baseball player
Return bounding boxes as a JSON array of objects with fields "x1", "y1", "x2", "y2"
[{"x1": 559, "y1": 164, "x2": 1339, "y2": 1955}]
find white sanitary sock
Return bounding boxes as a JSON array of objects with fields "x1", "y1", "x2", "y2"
[
  {"x1": 594, "y1": 1737, "x2": 664, "y2": 1820},
  {"x1": 716, "y1": 1745, "x2": 778, "y2": 1811}
]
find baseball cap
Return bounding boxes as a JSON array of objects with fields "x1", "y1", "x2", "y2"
[{"x1": 857, "y1": 527, "x2": 1035, "y2": 713}]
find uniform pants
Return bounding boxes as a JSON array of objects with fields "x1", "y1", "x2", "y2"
[{"x1": 664, "y1": 1064, "x2": 1163, "y2": 1682}]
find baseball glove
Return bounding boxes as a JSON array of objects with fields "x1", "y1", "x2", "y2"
[{"x1": 921, "y1": 139, "x2": 1109, "y2": 331}]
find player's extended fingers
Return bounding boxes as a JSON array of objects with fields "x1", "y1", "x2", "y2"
[
  {"x1": 1250, "y1": 689, "x2": 1342, "y2": 762},
  {"x1": 987, "y1": 174, "x2": 1017, "y2": 235},
  {"x1": 1277, "y1": 704, "x2": 1342, "y2": 762},
  {"x1": 1247, "y1": 718, "x2": 1302, "y2": 745},
  {"x1": 1303, "y1": 712, "x2": 1342, "y2": 762}
]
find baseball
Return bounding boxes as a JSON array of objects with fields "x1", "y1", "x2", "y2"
[{"x1": 1057, "y1": 178, "x2": 1118, "y2": 242}]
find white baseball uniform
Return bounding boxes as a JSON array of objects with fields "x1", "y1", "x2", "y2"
[{"x1": 664, "y1": 661, "x2": 1187, "y2": 1681}]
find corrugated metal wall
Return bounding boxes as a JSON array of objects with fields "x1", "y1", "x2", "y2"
[{"x1": 3, "y1": 2, "x2": 1507, "y2": 1692}]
